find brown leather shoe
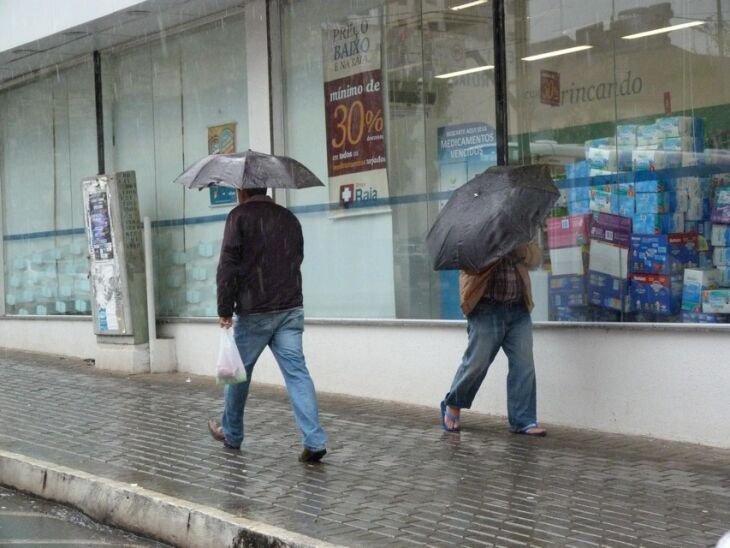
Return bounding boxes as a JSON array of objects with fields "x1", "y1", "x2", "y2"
[{"x1": 207, "y1": 418, "x2": 225, "y2": 441}]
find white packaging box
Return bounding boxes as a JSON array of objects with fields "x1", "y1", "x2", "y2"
[
  {"x1": 676, "y1": 189, "x2": 689, "y2": 213},
  {"x1": 549, "y1": 246, "x2": 586, "y2": 276},
  {"x1": 676, "y1": 177, "x2": 704, "y2": 198},
  {"x1": 683, "y1": 268, "x2": 721, "y2": 296},
  {"x1": 686, "y1": 198, "x2": 706, "y2": 221},
  {"x1": 718, "y1": 266, "x2": 730, "y2": 287},
  {"x1": 654, "y1": 116, "x2": 699, "y2": 138},
  {"x1": 702, "y1": 289, "x2": 730, "y2": 314},
  {"x1": 712, "y1": 224, "x2": 730, "y2": 247},
  {"x1": 589, "y1": 240, "x2": 628, "y2": 279},
  {"x1": 713, "y1": 246, "x2": 730, "y2": 266},
  {"x1": 632, "y1": 148, "x2": 681, "y2": 170},
  {"x1": 717, "y1": 189, "x2": 730, "y2": 206},
  {"x1": 586, "y1": 147, "x2": 617, "y2": 171}
]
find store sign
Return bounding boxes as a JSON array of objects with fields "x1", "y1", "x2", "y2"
[
  {"x1": 540, "y1": 70, "x2": 561, "y2": 107},
  {"x1": 322, "y1": 17, "x2": 390, "y2": 218},
  {"x1": 207, "y1": 122, "x2": 238, "y2": 207}
]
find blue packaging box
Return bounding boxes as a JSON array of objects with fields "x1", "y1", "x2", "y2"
[
  {"x1": 567, "y1": 185, "x2": 590, "y2": 203},
  {"x1": 632, "y1": 213, "x2": 684, "y2": 234},
  {"x1": 654, "y1": 116, "x2": 704, "y2": 146},
  {"x1": 590, "y1": 187, "x2": 620, "y2": 214},
  {"x1": 634, "y1": 176, "x2": 676, "y2": 193},
  {"x1": 548, "y1": 274, "x2": 588, "y2": 308},
  {"x1": 551, "y1": 305, "x2": 620, "y2": 322},
  {"x1": 630, "y1": 273, "x2": 683, "y2": 315},
  {"x1": 618, "y1": 195, "x2": 635, "y2": 216},
  {"x1": 632, "y1": 149, "x2": 682, "y2": 171},
  {"x1": 588, "y1": 270, "x2": 632, "y2": 312},
  {"x1": 680, "y1": 311, "x2": 729, "y2": 323},
  {"x1": 699, "y1": 251, "x2": 714, "y2": 268},
  {"x1": 711, "y1": 224, "x2": 730, "y2": 246},
  {"x1": 568, "y1": 199, "x2": 591, "y2": 215},
  {"x1": 617, "y1": 147, "x2": 633, "y2": 172},
  {"x1": 635, "y1": 192, "x2": 677, "y2": 214},
  {"x1": 565, "y1": 161, "x2": 590, "y2": 180},
  {"x1": 686, "y1": 220, "x2": 712, "y2": 238},
  {"x1": 616, "y1": 125, "x2": 638, "y2": 146},
  {"x1": 629, "y1": 233, "x2": 700, "y2": 275},
  {"x1": 714, "y1": 247, "x2": 730, "y2": 266}
]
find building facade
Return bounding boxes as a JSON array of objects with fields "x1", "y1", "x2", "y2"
[{"x1": 1, "y1": 0, "x2": 729, "y2": 446}]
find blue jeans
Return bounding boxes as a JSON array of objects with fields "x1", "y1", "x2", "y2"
[
  {"x1": 220, "y1": 307, "x2": 327, "y2": 451},
  {"x1": 444, "y1": 300, "x2": 538, "y2": 432}
]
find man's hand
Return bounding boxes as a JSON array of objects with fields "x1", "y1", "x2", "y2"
[{"x1": 218, "y1": 317, "x2": 233, "y2": 329}]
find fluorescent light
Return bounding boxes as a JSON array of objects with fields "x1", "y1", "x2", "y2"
[
  {"x1": 435, "y1": 65, "x2": 494, "y2": 79},
  {"x1": 522, "y1": 45, "x2": 593, "y2": 61},
  {"x1": 622, "y1": 21, "x2": 704, "y2": 40},
  {"x1": 451, "y1": 0, "x2": 488, "y2": 10}
]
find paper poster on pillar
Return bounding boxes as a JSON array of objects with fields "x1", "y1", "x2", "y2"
[{"x1": 322, "y1": 16, "x2": 390, "y2": 218}]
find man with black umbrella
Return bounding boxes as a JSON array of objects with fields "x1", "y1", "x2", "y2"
[
  {"x1": 440, "y1": 239, "x2": 547, "y2": 437},
  {"x1": 207, "y1": 188, "x2": 328, "y2": 462}
]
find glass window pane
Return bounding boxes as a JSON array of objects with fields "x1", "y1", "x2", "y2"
[
  {"x1": 279, "y1": 0, "x2": 495, "y2": 319},
  {"x1": 506, "y1": 0, "x2": 730, "y2": 324},
  {"x1": 1, "y1": 60, "x2": 96, "y2": 316},
  {"x1": 104, "y1": 15, "x2": 248, "y2": 318}
]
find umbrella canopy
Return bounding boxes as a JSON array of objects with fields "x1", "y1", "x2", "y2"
[
  {"x1": 173, "y1": 149, "x2": 324, "y2": 190},
  {"x1": 426, "y1": 164, "x2": 559, "y2": 272}
]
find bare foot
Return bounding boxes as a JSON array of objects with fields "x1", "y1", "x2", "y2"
[{"x1": 444, "y1": 405, "x2": 460, "y2": 431}]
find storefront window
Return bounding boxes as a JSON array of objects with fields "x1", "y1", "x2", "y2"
[
  {"x1": 278, "y1": 0, "x2": 495, "y2": 319},
  {"x1": 103, "y1": 15, "x2": 248, "y2": 317},
  {"x1": 507, "y1": 0, "x2": 730, "y2": 323},
  {"x1": 0, "y1": 60, "x2": 96, "y2": 315}
]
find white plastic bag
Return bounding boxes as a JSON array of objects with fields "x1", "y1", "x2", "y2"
[{"x1": 215, "y1": 328, "x2": 247, "y2": 385}]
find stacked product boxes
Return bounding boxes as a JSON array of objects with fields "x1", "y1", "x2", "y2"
[
  {"x1": 700, "y1": 182, "x2": 730, "y2": 318},
  {"x1": 588, "y1": 213, "x2": 631, "y2": 312},
  {"x1": 550, "y1": 115, "x2": 730, "y2": 323},
  {"x1": 629, "y1": 233, "x2": 698, "y2": 316},
  {"x1": 547, "y1": 214, "x2": 592, "y2": 320}
]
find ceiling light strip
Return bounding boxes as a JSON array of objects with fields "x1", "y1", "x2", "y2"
[
  {"x1": 522, "y1": 45, "x2": 593, "y2": 62},
  {"x1": 435, "y1": 65, "x2": 494, "y2": 79},
  {"x1": 451, "y1": 0, "x2": 489, "y2": 11},
  {"x1": 622, "y1": 21, "x2": 704, "y2": 40}
]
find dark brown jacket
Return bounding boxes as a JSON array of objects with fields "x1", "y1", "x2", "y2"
[{"x1": 217, "y1": 196, "x2": 303, "y2": 317}]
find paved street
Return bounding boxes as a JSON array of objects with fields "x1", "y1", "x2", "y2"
[
  {"x1": 0, "y1": 484, "x2": 166, "y2": 546},
  {"x1": 0, "y1": 349, "x2": 728, "y2": 547}
]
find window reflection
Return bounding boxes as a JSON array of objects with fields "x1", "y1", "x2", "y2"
[{"x1": 507, "y1": 0, "x2": 730, "y2": 324}]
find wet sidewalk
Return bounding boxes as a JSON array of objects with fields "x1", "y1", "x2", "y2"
[{"x1": 0, "y1": 350, "x2": 728, "y2": 547}]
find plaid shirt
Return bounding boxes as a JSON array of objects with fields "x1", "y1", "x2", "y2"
[{"x1": 482, "y1": 255, "x2": 523, "y2": 303}]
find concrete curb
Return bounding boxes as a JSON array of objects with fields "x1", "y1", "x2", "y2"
[{"x1": 0, "y1": 449, "x2": 343, "y2": 548}]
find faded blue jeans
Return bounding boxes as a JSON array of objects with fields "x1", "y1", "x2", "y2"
[
  {"x1": 220, "y1": 307, "x2": 327, "y2": 451},
  {"x1": 444, "y1": 300, "x2": 539, "y2": 432}
]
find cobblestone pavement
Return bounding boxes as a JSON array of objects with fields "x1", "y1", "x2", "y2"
[{"x1": 0, "y1": 350, "x2": 728, "y2": 547}]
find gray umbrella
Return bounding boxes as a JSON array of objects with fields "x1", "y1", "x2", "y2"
[
  {"x1": 173, "y1": 149, "x2": 324, "y2": 189},
  {"x1": 426, "y1": 164, "x2": 559, "y2": 272}
]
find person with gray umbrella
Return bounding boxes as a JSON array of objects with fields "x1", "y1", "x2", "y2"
[
  {"x1": 174, "y1": 150, "x2": 328, "y2": 462},
  {"x1": 427, "y1": 165, "x2": 558, "y2": 436}
]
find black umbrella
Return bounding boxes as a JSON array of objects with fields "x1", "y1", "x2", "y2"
[
  {"x1": 173, "y1": 149, "x2": 324, "y2": 189},
  {"x1": 426, "y1": 164, "x2": 559, "y2": 272}
]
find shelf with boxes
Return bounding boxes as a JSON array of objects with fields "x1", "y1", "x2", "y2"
[
  {"x1": 4, "y1": 236, "x2": 91, "y2": 316},
  {"x1": 153, "y1": 227, "x2": 221, "y2": 318},
  {"x1": 547, "y1": 115, "x2": 730, "y2": 324}
]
